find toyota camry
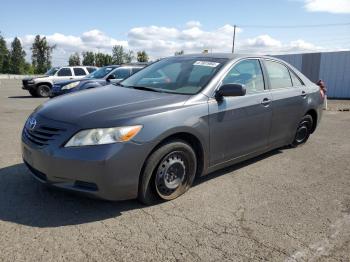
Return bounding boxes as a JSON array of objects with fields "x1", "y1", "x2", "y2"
[{"x1": 22, "y1": 53, "x2": 324, "y2": 204}]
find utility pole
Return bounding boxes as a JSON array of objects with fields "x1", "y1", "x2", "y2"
[{"x1": 232, "y1": 25, "x2": 237, "y2": 53}]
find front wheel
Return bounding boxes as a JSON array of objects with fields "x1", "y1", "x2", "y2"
[
  {"x1": 36, "y1": 84, "x2": 51, "y2": 97},
  {"x1": 138, "y1": 140, "x2": 197, "y2": 205},
  {"x1": 291, "y1": 115, "x2": 313, "y2": 147}
]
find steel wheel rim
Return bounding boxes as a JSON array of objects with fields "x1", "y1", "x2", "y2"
[
  {"x1": 39, "y1": 86, "x2": 50, "y2": 97},
  {"x1": 155, "y1": 151, "x2": 187, "y2": 198},
  {"x1": 296, "y1": 121, "x2": 309, "y2": 143}
]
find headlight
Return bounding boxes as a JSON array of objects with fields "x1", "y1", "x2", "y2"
[
  {"x1": 28, "y1": 80, "x2": 35, "y2": 84},
  {"x1": 65, "y1": 125, "x2": 142, "y2": 147},
  {"x1": 62, "y1": 81, "x2": 80, "y2": 90}
]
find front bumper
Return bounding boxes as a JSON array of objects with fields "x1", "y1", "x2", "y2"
[
  {"x1": 22, "y1": 83, "x2": 35, "y2": 90},
  {"x1": 21, "y1": 117, "x2": 153, "y2": 200}
]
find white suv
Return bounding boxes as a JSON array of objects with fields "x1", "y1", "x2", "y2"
[{"x1": 22, "y1": 66, "x2": 98, "y2": 97}]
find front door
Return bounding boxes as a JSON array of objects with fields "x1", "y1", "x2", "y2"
[{"x1": 209, "y1": 59, "x2": 272, "y2": 166}]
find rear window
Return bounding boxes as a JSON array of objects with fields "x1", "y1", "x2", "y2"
[
  {"x1": 290, "y1": 70, "x2": 304, "y2": 86},
  {"x1": 73, "y1": 68, "x2": 87, "y2": 76}
]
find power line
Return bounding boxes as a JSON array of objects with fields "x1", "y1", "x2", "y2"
[{"x1": 238, "y1": 22, "x2": 350, "y2": 29}]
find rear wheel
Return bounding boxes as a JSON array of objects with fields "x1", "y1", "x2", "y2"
[
  {"x1": 291, "y1": 115, "x2": 313, "y2": 147},
  {"x1": 36, "y1": 84, "x2": 51, "y2": 97},
  {"x1": 138, "y1": 140, "x2": 197, "y2": 205}
]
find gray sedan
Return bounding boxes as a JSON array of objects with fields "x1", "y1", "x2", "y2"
[{"x1": 21, "y1": 54, "x2": 324, "y2": 204}]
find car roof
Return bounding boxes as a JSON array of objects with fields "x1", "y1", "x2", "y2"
[{"x1": 173, "y1": 53, "x2": 277, "y2": 61}]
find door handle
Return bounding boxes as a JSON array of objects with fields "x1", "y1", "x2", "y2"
[
  {"x1": 301, "y1": 91, "x2": 307, "y2": 98},
  {"x1": 261, "y1": 98, "x2": 271, "y2": 106}
]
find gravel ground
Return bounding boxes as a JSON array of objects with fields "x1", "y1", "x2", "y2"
[{"x1": 0, "y1": 79, "x2": 349, "y2": 262}]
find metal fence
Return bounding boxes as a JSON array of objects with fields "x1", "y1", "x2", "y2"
[{"x1": 274, "y1": 51, "x2": 350, "y2": 99}]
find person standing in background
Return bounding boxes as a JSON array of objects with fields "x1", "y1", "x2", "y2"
[{"x1": 317, "y1": 80, "x2": 327, "y2": 110}]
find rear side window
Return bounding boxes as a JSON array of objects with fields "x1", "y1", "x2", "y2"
[
  {"x1": 290, "y1": 70, "x2": 304, "y2": 86},
  {"x1": 264, "y1": 60, "x2": 292, "y2": 89},
  {"x1": 73, "y1": 68, "x2": 87, "y2": 76},
  {"x1": 222, "y1": 59, "x2": 265, "y2": 94},
  {"x1": 87, "y1": 67, "x2": 96, "y2": 73},
  {"x1": 57, "y1": 68, "x2": 72, "y2": 76},
  {"x1": 112, "y1": 68, "x2": 130, "y2": 79}
]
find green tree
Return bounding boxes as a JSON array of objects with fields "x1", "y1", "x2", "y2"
[
  {"x1": 68, "y1": 52, "x2": 81, "y2": 66},
  {"x1": 24, "y1": 62, "x2": 35, "y2": 74},
  {"x1": 82, "y1": 51, "x2": 95, "y2": 66},
  {"x1": 95, "y1": 53, "x2": 112, "y2": 67},
  {"x1": 174, "y1": 50, "x2": 184, "y2": 56},
  {"x1": 112, "y1": 45, "x2": 125, "y2": 64},
  {"x1": 124, "y1": 50, "x2": 134, "y2": 63},
  {"x1": 137, "y1": 50, "x2": 149, "y2": 62},
  {"x1": 31, "y1": 35, "x2": 55, "y2": 74},
  {"x1": 9, "y1": 37, "x2": 26, "y2": 74},
  {"x1": 0, "y1": 32, "x2": 10, "y2": 73}
]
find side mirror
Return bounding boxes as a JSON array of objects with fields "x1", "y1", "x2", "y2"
[
  {"x1": 106, "y1": 74, "x2": 116, "y2": 81},
  {"x1": 216, "y1": 83, "x2": 246, "y2": 99}
]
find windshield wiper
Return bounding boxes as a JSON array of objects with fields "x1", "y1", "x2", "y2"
[{"x1": 125, "y1": 85, "x2": 163, "y2": 93}]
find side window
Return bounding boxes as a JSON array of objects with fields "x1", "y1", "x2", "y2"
[
  {"x1": 57, "y1": 68, "x2": 72, "y2": 77},
  {"x1": 264, "y1": 60, "x2": 292, "y2": 89},
  {"x1": 87, "y1": 67, "x2": 96, "y2": 73},
  {"x1": 290, "y1": 70, "x2": 304, "y2": 86},
  {"x1": 222, "y1": 59, "x2": 265, "y2": 94},
  {"x1": 131, "y1": 67, "x2": 142, "y2": 74},
  {"x1": 73, "y1": 68, "x2": 86, "y2": 76},
  {"x1": 112, "y1": 68, "x2": 130, "y2": 79}
]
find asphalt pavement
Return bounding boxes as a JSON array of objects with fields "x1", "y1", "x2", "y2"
[{"x1": 0, "y1": 79, "x2": 349, "y2": 261}]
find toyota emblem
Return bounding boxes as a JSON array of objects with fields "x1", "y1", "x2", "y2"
[{"x1": 28, "y1": 118, "x2": 37, "y2": 130}]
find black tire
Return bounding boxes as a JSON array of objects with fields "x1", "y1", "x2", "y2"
[
  {"x1": 138, "y1": 140, "x2": 197, "y2": 205},
  {"x1": 29, "y1": 89, "x2": 38, "y2": 97},
  {"x1": 36, "y1": 84, "x2": 51, "y2": 97},
  {"x1": 291, "y1": 115, "x2": 313, "y2": 147}
]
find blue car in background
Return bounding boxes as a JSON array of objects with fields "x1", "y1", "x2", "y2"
[{"x1": 50, "y1": 64, "x2": 146, "y2": 97}]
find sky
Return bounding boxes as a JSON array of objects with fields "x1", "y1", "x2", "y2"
[{"x1": 1, "y1": 0, "x2": 350, "y2": 66}]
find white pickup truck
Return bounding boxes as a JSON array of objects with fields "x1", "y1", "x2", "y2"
[{"x1": 22, "y1": 66, "x2": 97, "y2": 97}]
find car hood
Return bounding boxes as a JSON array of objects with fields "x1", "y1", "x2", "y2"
[{"x1": 36, "y1": 85, "x2": 191, "y2": 127}]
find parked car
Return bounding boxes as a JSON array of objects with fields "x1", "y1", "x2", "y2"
[
  {"x1": 21, "y1": 54, "x2": 324, "y2": 204},
  {"x1": 50, "y1": 64, "x2": 145, "y2": 97},
  {"x1": 22, "y1": 66, "x2": 98, "y2": 97}
]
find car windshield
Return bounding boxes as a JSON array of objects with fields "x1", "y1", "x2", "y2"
[
  {"x1": 45, "y1": 67, "x2": 59, "y2": 76},
  {"x1": 121, "y1": 57, "x2": 228, "y2": 95},
  {"x1": 85, "y1": 66, "x2": 117, "y2": 79}
]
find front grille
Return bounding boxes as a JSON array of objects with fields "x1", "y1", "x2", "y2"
[
  {"x1": 22, "y1": 79, "x2": 29, "y2": 86},
  {"x1": 23, "y1": 125, "x2": 65, "y2": 147}
]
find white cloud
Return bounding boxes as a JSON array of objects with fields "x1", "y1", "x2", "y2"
[
  {"x1": 6, "y1": 30, "x2": 127, "y2": 65},
  {"x1": 304, "y1": 0, "x2": 350, "y2": 14},
  {"x1": 238, "y1": 35, "x2": 323, "y2": 54},
  {"x1": 245, "y1": 35, "x2": 282, "y2": 48},
  {"x1": 127, "y1": 23, "x2": 243, "y2": 58},
  {"x1": 5, "y1": 21, "x2": 328, "y2": 65}
]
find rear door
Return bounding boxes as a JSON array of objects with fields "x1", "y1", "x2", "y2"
[
  {"x1": 262, "y1": 59, "x2": 308, "y2": 147},
  {"x1": 73, "y1": 67, "x2": 88, "y2": 79},
  {"x1": 208, "y1": 58, "x2": 273, "y2": 165}
]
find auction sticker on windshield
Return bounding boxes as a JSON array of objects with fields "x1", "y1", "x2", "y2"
[{"x1": 193, "y1": 61, "x2": 220, "y2": 67}]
